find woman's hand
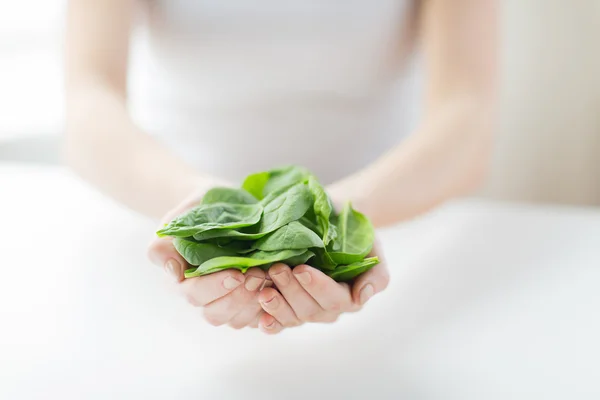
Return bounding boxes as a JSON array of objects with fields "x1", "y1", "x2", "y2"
[
  {"x1": 257, "y1": 241, "x2": 389, "y2": 334},
  {"x1": 149, "y1": 237, "x2": 268, "y2": 328},
  {"x1": 148, "y1": 185, "x2": 269, "y2": 329}
]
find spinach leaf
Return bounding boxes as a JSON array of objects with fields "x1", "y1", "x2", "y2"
[
  {"x1": 241, "y1": 166, "x2": 309, "y2": 200},
  {"x1": 209, "y1": 238, "x2": 255, "y2": 254},
  {"x1": 262, "y1": 165, "x2": 310, "y2": 197},
  {"x1": 202, "y1": 187, "x2": 258, "y2": 205},
  {"x1": 192, "y1": 229, "x2": 262, "y2": 241},
  {"x1": 159, "y1": 165, "x2": 379, "y2": 283},
  {"x1": 259, "y1": 181, "x2": 312, "y2": 233},
  {"x1": 242, "y1": 172, "x2": 270, "y2": 200},
  {"x1": 280, "y1": 250, "x2": 315, "y2": 267},
  {"x1": 193, "y1": 181, "x2": 312, "y2": 241},
  {"x1": 326, "y1": 257, "x2": 380, "y2": 282},
  {"x1": 173, "y1": 237, "x2": 239, "y2": 266},
  {"x1": 298, "y1": 215, "x2": 321, "y2": 234},
  {"x1": 184, "y1": 249, "x2": 308, "y2": 278},
  {"x1": 310, "y1": 248, "x2": 338, "y2": 271},
  {"x1": 327, "y1": 202, "x2": 375, "y2": 265},
  {"x1": 157, "y1": 203, "x2": 263, "y2": 238},
  {"x1": 307, "y1": 175, "x2": 337, "y2": 245},
  {"x1": 253, "y1": 221, "x2": 324, "y2": 251}
]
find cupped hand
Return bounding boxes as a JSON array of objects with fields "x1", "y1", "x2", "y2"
[
  {"x1": 148, "y1": 184, "x2": 268, "y2": 329},
  {"x1": 257, "y1": 240, "x2": 389, "y2": 334}
]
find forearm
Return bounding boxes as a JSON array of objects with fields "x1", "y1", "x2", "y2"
[
  {"x1": 64, "y1": 82, "x2": 219, "y2": 219},
  {"x1": 328, "y1": 96, "x2": 494, "y2": 227}
]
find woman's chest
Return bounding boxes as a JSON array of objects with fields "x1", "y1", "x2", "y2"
[{"x1": 138, "y1": 0, "x2": 417, "y2": 103}]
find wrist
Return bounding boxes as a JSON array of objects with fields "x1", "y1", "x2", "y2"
[{"x1": 327, "y1": 172, "x2": 376, "y2": 214}]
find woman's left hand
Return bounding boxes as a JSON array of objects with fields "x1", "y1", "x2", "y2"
[{"x1": 257, "y1": 241, "x2": 389, "y2": 334}]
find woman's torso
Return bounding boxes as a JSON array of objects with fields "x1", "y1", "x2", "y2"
[{"x1": 128, "y1": 0, "x2": 423, "y2": 183}]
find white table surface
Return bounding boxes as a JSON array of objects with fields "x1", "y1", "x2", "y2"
[{"x1": 1, "y1": 164, "x2": 599, "y2": 400}]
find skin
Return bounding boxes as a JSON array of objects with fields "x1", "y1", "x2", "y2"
[{"x1": 65, "y1": 0, "x2": 497, "y2": 333}]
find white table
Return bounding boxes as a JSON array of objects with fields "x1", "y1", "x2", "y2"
[{"x1": 1, "y1": 164, "x2": 599, "y2": 399}]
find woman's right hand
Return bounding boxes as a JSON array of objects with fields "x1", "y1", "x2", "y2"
[{"x1": 147, "y1": 184, "x2": 268, "y2": 329}]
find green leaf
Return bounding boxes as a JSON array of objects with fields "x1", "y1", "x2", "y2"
[
  {"x1": 253, "y1": 221, "x2": 324, "y2": 251},
  {"x1": 157, "y1": 203, "x2": 263, "y2": 238},
  {"x1": 193, "y1": 182, "x2": 312, "y2": 241},
  {"x1": 326, "y1": 257, "x2": 380, "y2": 282},
  {"x1": 202, "y1": 187, "x2": 258, "y2": 205},
  {"x1": 192, "y1": 229, "x2": 263, "y2": 241},
  {"x1": 173, "y1": 237, "x2": 239, "y2": 266},
  {"x1": 298, "y1": 215, "x2": 321, "y2": 234},
  {"x1": 184, "y1": 249, "x2": 308, "y2": 278},
  {"x1": 307, "y1": 175, "x2": 336, "y2": 246},
  {"x1": 259, "y1": 181, "x2": 312, "y2": 233},
  {"x1": 209, "y1": 238, "x2": 255, "y2": 254},
  {"x1": 241, "y1": 166, "x2": 309, "y2": 200},
  {"x1": 327, "y1": 202, "x2": 375, "y2": 265},
  {"x1": 281, "y1": 250, "x2": 315, "y2": 267},
  {"x1": 310, "y1": 248, "x2": 338, "y2": 271},
  {"x1": 160, "y1": 165, "x2": 379, "y2": 282},
  {"x1": 242, "y1": 172, "x2": 270, "y2": 200},
  {"x1": 262, "y1": 165, "x2": 310, "y2": 197}
]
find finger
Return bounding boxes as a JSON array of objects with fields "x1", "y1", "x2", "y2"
[
  {"x1": 243, "y1": 267, "x2": 267, "y2": 293},
  {"x1": 292, "y1": 265, "x2": 356, "y2": 313},
  {"x1": 178, "y1": 269, "x2": 245, "y2": 307},
  {"x1": 352, "y1": 241, "x2": 390, "y2": 305},
  {"x1": 268, "y1": 263, "x2": 323, "y2": 322},
  {"x1": 203, "y1": 268, "x2": 265, "y2": 326},
  {"x1": 259, "y1": 313, "x2": 284, "y2": 335},
  {"x1": 148, "y1": 186, "x2": 220, "y2": 281},
  {"x1": 258, "y1": 288, "x2": 301, "y2": 327},
  {"x1": 228, "y1": 302, "x2": 263, "y2": 330},
  {"x1": 248, "y1": 311, "x2": 263, "y2": 329},
  {"x1": 147, "y1": 237, "x2": 187, "y2": 282},
  {"x1": 203, "y1": 287, "x2": 255, "y2": 326}
]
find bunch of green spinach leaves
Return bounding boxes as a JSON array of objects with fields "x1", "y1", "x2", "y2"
[{"x1": 157, "y1": 166, "x2": 379, "y2": 282}]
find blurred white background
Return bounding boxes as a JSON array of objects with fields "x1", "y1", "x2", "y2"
[{"x1": 0, "y1": 0, "x2": 599, "y2": 206}]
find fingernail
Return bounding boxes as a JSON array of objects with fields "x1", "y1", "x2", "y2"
[
  {"x1": 223, "y1": 276, "x2": 243, "y2": 290},
  {"x1": 359, "y1": 284, "x2": 375, "y2": 305},
  {"x1": 261, "y1": 295, "x2": 280, "y2": 310},
  {"x1": 271, "y1": 270, "x2": 290, "y2": 286},
  {"x1": 245, "y1": 276, "x2": 263, "y2": 291},
  {"x1": 164, "y1": 259, "x2": 181, "y2": 282},
  {"x1": 294, "y1": 271, "x2": 311, "y2": 285}
]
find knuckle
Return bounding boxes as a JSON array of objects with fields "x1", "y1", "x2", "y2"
[
  {"x1": 203, "y1": 310, "x2": 225, "y2": 327},
  {"x1": 184, "y1": 292, "x2": 202, "y2": 307},
  {"x1": 327, "y1": 314, "x2": 340, "y2": 323},
  {"x1": 326, "y1": 302, "x2": 342, "y2": 312},
  {"x1": 228, "y1": 321, "x2": 246, "y2": 330},
  {"x1": 301, "y1": 310, "x2": 322, "y2": 323},
  {"x1": 233, "y1": 291, "x2": 254, "y2": 309},
  {"x1": 220, "y1": 296, "x2": 240, "y2": 315}
]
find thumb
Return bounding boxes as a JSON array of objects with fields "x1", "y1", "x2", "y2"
[{"x1": 148, "y1": 237, "x2": 187, "y2": 283}]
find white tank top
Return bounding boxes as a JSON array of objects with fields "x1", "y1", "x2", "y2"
[{"x1": 128, "y1": 0, "x2": 423, "y2": 184}]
